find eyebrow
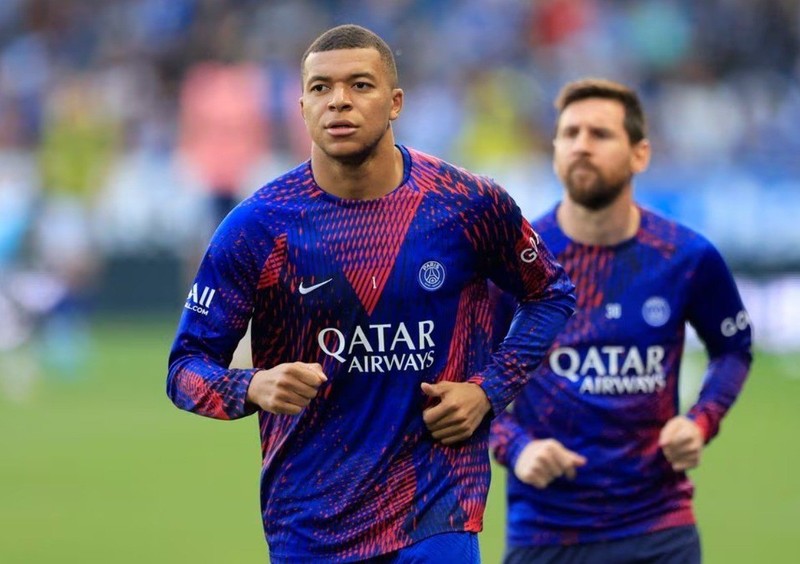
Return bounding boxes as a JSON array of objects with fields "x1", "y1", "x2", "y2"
[
  {"x1": 306, "y1": 71, "x2": 378, "y2": 84},
  {"x1": 560, "y1": 124, "x2": 614, "y2": 133}
]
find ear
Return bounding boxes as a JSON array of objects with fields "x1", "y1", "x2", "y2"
[
  {"x1": 631, "y1": 139, "x2": 651, "y2": 175},
  {"x1": 389, "y1": 88, "x2": 404, "y2": 121},
  {"x1": 299, "y1": 95, "x2": 307, "y2": 122}
]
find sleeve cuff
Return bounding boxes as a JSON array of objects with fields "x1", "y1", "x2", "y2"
[
  {"x1": 232, "y1": 368, "x2": 261, "y2": 418},
  {"x1": 505, "y1": 433, "x2": 534, "y2": 469},
  {"x1": 687, "y1": 411, "x2": 713, "y2": 443}
]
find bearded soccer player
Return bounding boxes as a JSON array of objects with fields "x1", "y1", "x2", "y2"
[
  {"x1": 491, "y1": 78, "x2": 753, "y2": 564},
  {"x1": 166, "y1": 24, "x2": 575, "y2": 563}
]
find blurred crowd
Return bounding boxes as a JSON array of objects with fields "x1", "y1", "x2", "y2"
[{"x1": 1, "y1": 0, "x2": 799, "y2": 390}]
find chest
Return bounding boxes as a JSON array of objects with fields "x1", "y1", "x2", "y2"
[
  {"x1": 558, "y1": 243, "x2": 693, "y2": 347},
  {"x1": 259, "y1": 199, "x2": 477, "y2": 317}
]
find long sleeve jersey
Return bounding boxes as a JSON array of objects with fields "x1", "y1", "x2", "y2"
[
  {"x1": 167, "y1": 146, "x2": 575, "y2": 562},
  {"x1": 491, "y1": 205, "x2": 753, "y2": 547}
]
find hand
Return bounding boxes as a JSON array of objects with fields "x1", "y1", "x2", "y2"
[
  {"x1": 421, "y1": 382, "x2": 491, "y2": 445},
  {"x1": 246, "y1": 362, "x2": 327, "y2": 415},
  {"x1": 514, "y1": 439, "x2": 587, "y2": 489},
  {"x1": 659, "y1": 415, "x2": 704, "y2": 472}
]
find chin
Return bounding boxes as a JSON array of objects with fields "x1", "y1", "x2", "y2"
[{"x1": 324, "y1": 139, "x2": 382, "y2": 163}]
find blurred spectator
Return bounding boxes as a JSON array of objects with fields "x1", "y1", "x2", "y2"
[
  {"x1": 456, "y1": 68, "x2": 539, "y2": 172},
  {"x1": 36, "y1": 74, "x2": 116, "y2": 287},
  {"x1": 0, "y1": 0, "x2": 796, "y2": 353},
  {"x1": 176, "y1": 61, "x2": 268, "y2": 229}
]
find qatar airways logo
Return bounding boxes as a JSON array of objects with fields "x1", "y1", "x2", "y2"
[
  {"x1": 318, "y1": 321, "x2": 436, "y2": 373},
  {"x1": 549, "y1": 345, "x2": 667, "y2": 395}
]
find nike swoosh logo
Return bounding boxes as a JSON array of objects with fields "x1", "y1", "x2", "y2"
[{"x1": 298, "y1": 278, "x2": 333, "y2": 295}]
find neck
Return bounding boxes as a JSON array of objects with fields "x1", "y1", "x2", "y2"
[
  {"x1": 557, "y1": 191, "x2": 640, "y2": 246},
  {"x1": 310, "y1": 135, "x2": 404, "y2": 200}
]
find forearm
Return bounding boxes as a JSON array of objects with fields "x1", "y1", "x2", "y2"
[
  {"x1": 469, "y1": 293, "x2": 574, "y2": 416},
  {"x1": 686, "y1": 350, "x2": 752, "y2": 442},
  {"x1": 167, "y1": 350, "x2": 259, "y2": 420}
]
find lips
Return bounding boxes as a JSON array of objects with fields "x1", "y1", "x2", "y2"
[
  {"x1": 325, "y1": 121, "x2": 357, "y2": 136},
  {"x1": 569, "y1": 161, "x2": 597, "y2": 175}
]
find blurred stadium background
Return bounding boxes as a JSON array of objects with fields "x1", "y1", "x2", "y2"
[{"x1": 0, "y1": 1, "x2": 798, "y2": 562}]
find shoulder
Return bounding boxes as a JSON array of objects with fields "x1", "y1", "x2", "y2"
[
  {"x1": 251, "y1": 160, "x2": 315, "y2": 208},
  {"x1": 404, "y1": 147, "x2": 520, "y2": 227},
  {"x1": 238, "y1": 161, "x2": 315, "y2": 220},
  {"x1": 638, "y1": 206, "x2": 718, "y2": 258},
  {"x1": 636, "y1": 208, "x2": 740, "y2": 291},
  {"x1": 216, "y1": 161, "x2": 314, "y2": 242},
  {"x1": 405, "y1": 146, "x2": 502, "y2": 201}
]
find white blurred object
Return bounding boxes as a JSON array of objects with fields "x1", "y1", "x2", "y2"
[
  {"x1": 686, "y1": 275, "x2": 800, "y2": 354},
  {"x1": 736, "y1": 275, "x2": 800, "y2": 353},
  {"x1": 0, "y1": 289, "x2": 31, "y2": 350},
  {"x1": 0, "y1": 270, "x2": 66, "y2": 351}
]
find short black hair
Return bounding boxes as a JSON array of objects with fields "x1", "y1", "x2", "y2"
[
  {"x1": 301, "y1": 24, "x2": 398, "y2": 87},
  {"x1": 555, "y1": 78, "x2": 647, "y2": 144}
]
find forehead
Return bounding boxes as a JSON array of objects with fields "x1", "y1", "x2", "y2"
[
  {"x1": 557, "y1": 98, "x2": 625, "y2": 131},
  {"x1": 303, "y1": 48, "x2": 386, "y2": 83}
]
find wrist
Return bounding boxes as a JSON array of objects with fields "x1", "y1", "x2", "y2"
[{"x1": 468, "y1": 382, "x2": 491, "y2": 414}]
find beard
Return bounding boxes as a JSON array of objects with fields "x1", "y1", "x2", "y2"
[{"x1": 564, "y1": 160, "x2": 630, "y2": 211}]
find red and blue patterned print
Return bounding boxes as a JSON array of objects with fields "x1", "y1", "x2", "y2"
[
  {"x1": 168, "y1": 146, "x2": 575, "y2": 561},
  {"x1": 491, "y1": 206, "x2": 752, "y2": 547}
]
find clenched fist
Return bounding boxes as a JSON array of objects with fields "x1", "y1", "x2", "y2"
[
  {"x1": 514, "y1": 438, "x2": 587, "y2": 489},
  {"x1": 659, "y1": 415, "x2": 704, "y2": 472},
  {"x1": 246, "y1": 362, "x2": 327, "y2": 415},
  {"x1": 421, "y1": 381, "x2": 491, "y2": 445}
]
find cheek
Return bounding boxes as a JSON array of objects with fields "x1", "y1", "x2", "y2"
[
  {"x1": 617, "y1": 154, "x2": 635, "y2": 174},
  {"x1": 302, "y1": 100, "x2": 323, "y2": 120},
  {"x1": 553, "y1": 154, "x2": 568, "y2": 175},
  {"x1": 607, "y1": 162, "x2": 633, "y2": 184}
]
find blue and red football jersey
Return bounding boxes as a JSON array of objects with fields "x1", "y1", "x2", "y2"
[
  {"x1": 491, "y1": 206, "x2": 753, "y2": 547},
  {"x1": 167, "y1": 146, "x2": 575, "y2": 562}
]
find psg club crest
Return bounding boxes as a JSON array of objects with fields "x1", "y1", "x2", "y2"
[
  {"x1": 642, "y1": 296, "x2": 670, "y2": 327},
  {"x1": 418, "y1": 260, "x2": 446, "y2": 291}
]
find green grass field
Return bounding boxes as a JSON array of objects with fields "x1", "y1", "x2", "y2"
[{"x1": 1, "y1": 318, "x2": 798, "y2": 563}]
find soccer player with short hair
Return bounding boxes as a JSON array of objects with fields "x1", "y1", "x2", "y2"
[
  {"x1": 490, "y1": 78, "x2": 753, "y2": 564},
  {"x1": 167, "y1": 24, "x2": 575, "y2": 562}
]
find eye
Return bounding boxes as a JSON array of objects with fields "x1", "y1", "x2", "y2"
[
  {"x1": 559, "y1": 127, "x2": 579, "y2": 139},
  {"x1": 353, "y1": 82, "x2": 372, "y2": 90},
  {"x1": 309, "y1": 84, "x2": 328, "y2": 93}
]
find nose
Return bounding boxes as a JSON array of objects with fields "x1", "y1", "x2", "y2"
[
  {"x1": 328, "y1": 85, "x2": 352, "y2": 111},
  {"x1": 571, "y1": 130, "x2": 592, "y2": 154}
]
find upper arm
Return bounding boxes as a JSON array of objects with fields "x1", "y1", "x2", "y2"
[
  {"x1": 686, "y1": 243, "x2": 752, "y2": 359},
  {"x1": 172, "y1": 205, "x2": 271, "y2": 368},
  {"x1": 472, "y1": 182, "x2": 572, "y2": 304}
]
